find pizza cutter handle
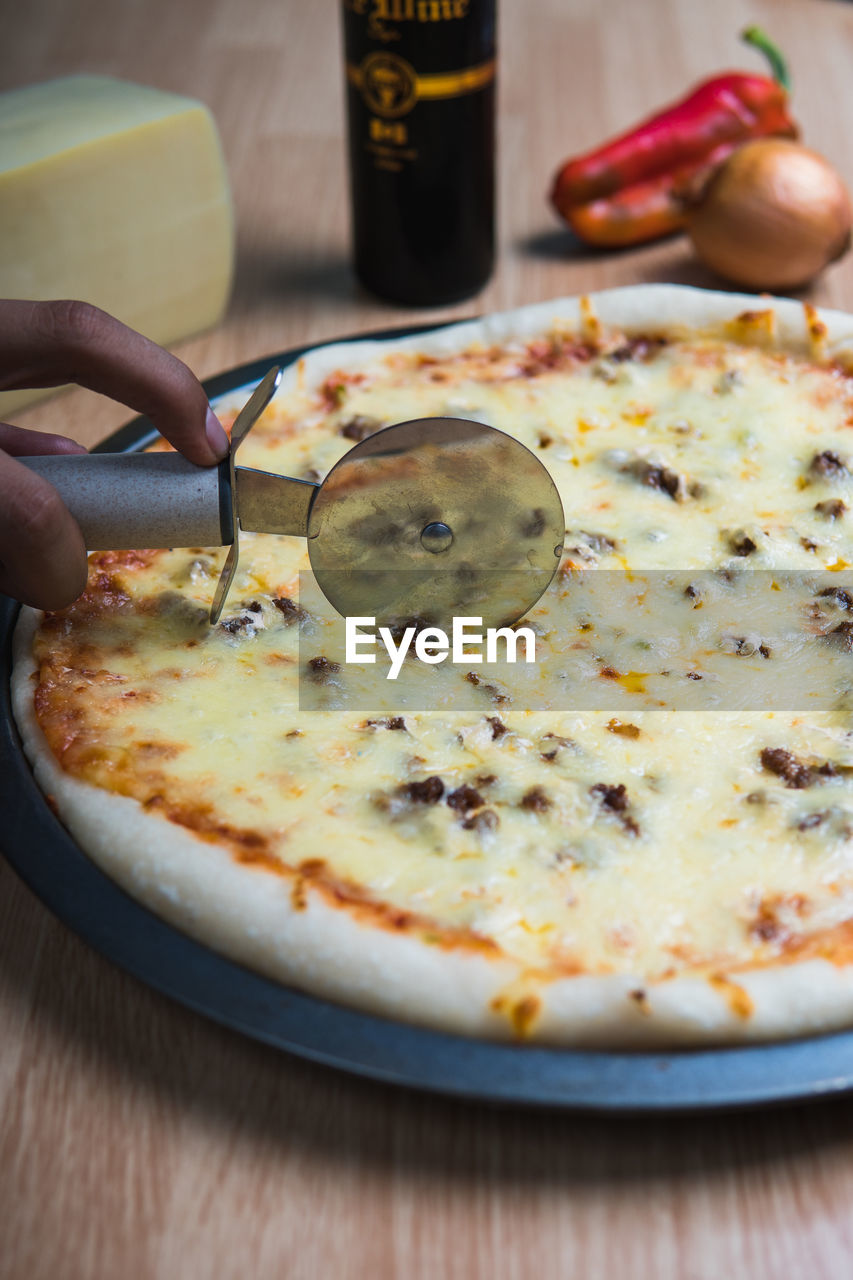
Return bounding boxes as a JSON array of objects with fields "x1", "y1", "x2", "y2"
[{"x1": 17, "y1": 452, "x2": 229, "y2": 551}]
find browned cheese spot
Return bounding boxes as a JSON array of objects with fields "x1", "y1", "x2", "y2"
[
  {"x1": 709, "y1": 974, "x2": 754, "y2": 1020},
  {"x1": 607, "y1": 719, "x2": 641, "y2": 739}
]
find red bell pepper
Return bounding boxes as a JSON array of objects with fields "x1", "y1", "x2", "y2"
[{"x1": 550, "y1": 28, "x2": 799, "y2": 248}]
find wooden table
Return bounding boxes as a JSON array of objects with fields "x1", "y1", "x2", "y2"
[{"x1": 5, "y1": 0, "x2": 853, "y2": 1275}]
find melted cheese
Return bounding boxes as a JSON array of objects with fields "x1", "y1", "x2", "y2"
[{"x1": 28, "y1": 323, "x2": 853, "y2": 985}]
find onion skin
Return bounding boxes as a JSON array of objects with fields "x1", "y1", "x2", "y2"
[{"x1": 687, "y1": 139, "x2": 852, "y2": 289}]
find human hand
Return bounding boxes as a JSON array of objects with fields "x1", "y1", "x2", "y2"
[{"x1": 0, "y1": 300, "x2": 229, "y2": 610}]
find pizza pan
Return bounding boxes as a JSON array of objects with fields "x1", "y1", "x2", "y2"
[{"x1": 5, "y1": 327, "x2": 853, "y2": 1113}]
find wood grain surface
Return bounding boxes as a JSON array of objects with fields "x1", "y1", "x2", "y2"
[{"x1": 5, "y1": 1, "x2": 853, "y2": 1276}]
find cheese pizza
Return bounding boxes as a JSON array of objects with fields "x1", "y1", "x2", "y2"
[{"x1": 14, "y1": 284, "x2": 853, "y2": 1047}]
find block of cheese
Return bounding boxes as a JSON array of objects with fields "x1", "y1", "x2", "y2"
[{"x1": 0, "y1": 75, "x2": 234, "y2": 416}]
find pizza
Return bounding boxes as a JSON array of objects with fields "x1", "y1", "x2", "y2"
[{"x1": 14, "y1": 283, "x2": 853, "y2": 1047}]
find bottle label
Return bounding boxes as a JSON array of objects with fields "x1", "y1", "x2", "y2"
[
  {"x1": 346, "y1": 52, "x2": 495, "y2": 118},
  {"x1": 345, "y1": 0, "x2": 475, "y2": 43}
]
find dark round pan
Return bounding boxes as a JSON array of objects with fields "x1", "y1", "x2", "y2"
[{"x1": 4, "y1": 329, "x2": 853, "y2": 1112}]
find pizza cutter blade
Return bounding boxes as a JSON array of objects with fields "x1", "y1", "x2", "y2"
[
  {"x1": 300, "y1": 416, "x2": 565, "y2": 629},
  {"x1": 18, "y1": 366, "x2": 565, "y2": 628}
]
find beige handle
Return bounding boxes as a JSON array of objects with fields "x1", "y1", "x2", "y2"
[{"x1": 18, "y1": 452, "x2": 229, "y2": 550}]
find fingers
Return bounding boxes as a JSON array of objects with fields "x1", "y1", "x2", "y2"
[
  {"x1": 0, "y1": 421, "x2": 87, "y2": 457},
  {"x1": 0, "y1": 300, "x2": 229, "y2": 466},
  {"x1": 0, "y1": 298, "x2": 226, "y2": 609},
  {"x1": 0, "y1": 449, "x2": 88, "y2": 610}
]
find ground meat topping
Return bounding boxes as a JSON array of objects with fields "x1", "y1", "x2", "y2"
[
  {"x1": 809, "y1": 450, "x2": 847, "y2": 478},
  {"x1": 362, "y1": 716, "x2": 407, "y2": 731},
  {"x1": 622, "y1": 458, "x2": 686, "y2": 501},
  {"x1": 747, "y1": 894, "x2": 808, "y2": 945},
  {"x1": 749, "y1": 905, "x2": 791, "y2": 945},
  {"x1": 486, "y1": 715, "x2": 507, "y2": 739},
  {"x1": 727, "y1": 531, "x2": 757, "y2": 557},
  {"x1": 564, "y1": 529, "x2": 618, "y2": 561},
  {"x1": 607, "y1": 335, "x2": 666, "y2": 363},
  {"x1": 590, "y1": 782, "x2": 640, "y2": 835},
  {"x1": 446, "y1": 785, "x2": 485, "y2": 813},
  {"x1": 539, "y1": 733, "x2": 575, "y2": 763},
  {"x1": 307, "y1": 655, "x2": 341, "y2": 679},
  {"x1": 273, "y1": 596, "x2": 307, "y2": 625},
  {"x1": 580, "y1": 530, "x2": 617, "y2": 553},
  {"x1": 541, "y1": 733, "x2": 575, "y2": 762},
  {"x1": 827, "y1": 620, "x2": 853, "y2": 650},
  {"x1": 818, "y1": 587, "x2": 853, "y2": 610},
  {"x1": 383, "y1": 616, "x2": 432, "y2": 647},
  {"x1": 760, "y1": 747, "x2": 813, "y2": 789},
  {"x1": 759, "y1": 747, "x2": 840, "y2": 789},
  {"x1": 404, "y1": 776, "x2": 445, "y2": 804},
  {"x1": 462, "y1": 809, "x2": 499, "y2": 834},
  {"x1": 220, "y1": 601, "x2": 265, "y2": 635},
  {"x1": 520, "y1": 786, "x2": 551, "y2": 813},
  {"x1": 815, "y1": 499, "x2": 847, "y2": 519},
  {"x1": 466, "y1": 671, "x2": 510, "y2": 704},
  {"x1": 591, "y1": 782, "x2": 629, "y2": 811},
  {"x1": 340, "y1": 414, "x2": 383, "y2": 442},
  {"x1": 720, "y1": 635, "x2": 772, "y2": 658}
]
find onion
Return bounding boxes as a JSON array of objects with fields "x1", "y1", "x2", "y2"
[{"x1": 687, "y1": 139, "x2": 852, "y2": 290}]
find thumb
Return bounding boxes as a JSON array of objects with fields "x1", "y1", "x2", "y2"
[{"x1": 0, "y1": 448, "x2": 88, "y2": 610}]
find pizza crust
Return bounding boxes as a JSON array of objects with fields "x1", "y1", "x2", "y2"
[
  {"x1": 273, "y1": 283, "x2": 853, "y2": 405},
  {"x1": 15, "y1": 284, "x2": 853, "y2": 1048}
]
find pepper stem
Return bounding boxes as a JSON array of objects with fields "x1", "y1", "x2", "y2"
[{"x1": 741, "y1": 26, "x2": 790, "y2": 92}]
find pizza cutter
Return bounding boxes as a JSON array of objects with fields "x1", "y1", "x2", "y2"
[{"x1": 19, "y1": 366, "x2": 565, "y2": 628}]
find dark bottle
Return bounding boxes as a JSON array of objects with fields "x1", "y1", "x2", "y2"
[{"x1": 342, "y1": 0, "x2": 496, "y2": 306}]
